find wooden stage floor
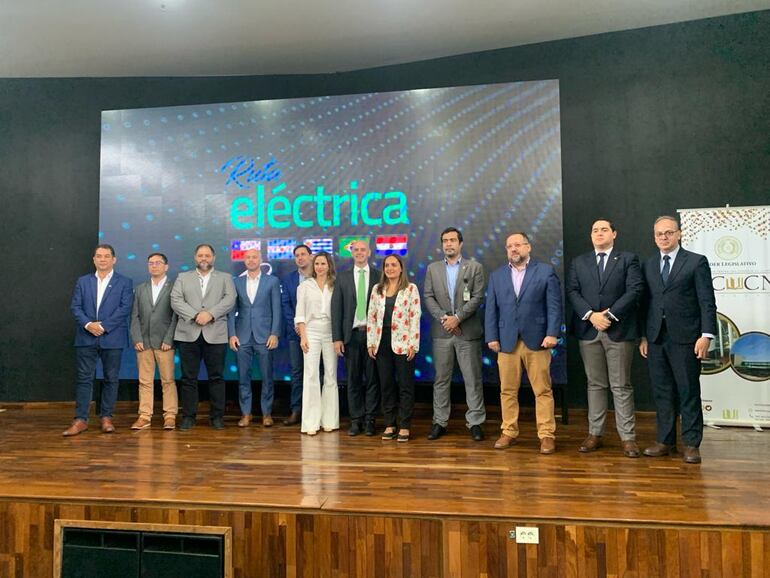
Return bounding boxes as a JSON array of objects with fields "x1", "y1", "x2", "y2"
[{"x1": 1, "y1": 404, "x2": 768, "y2": 529}]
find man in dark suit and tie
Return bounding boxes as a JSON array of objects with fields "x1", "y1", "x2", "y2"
[
  {"x1": 331, "y1": 239, "x2": 381, "y2": 436},
  {"x1": 485, "y1": 232, "x2": 563, "y2": 454},
  {"x1": 64, "y1": 244, "x2": 133, "y2": 436},
  {"x1": 129, "y1": 252, "x2": 179, "y2": 431},
  {"x1": 639, "y1": 216, "x2": 717, "y2": 464},
  {"x1": 566, "y1": 219, "x2": 643, "y2": 457},
  {"x1": 228, "y1": 249, "x2": 282, "y2": 427},
  {"x1": 280, "y1": 244, "x2": 313, "y2": 425}
]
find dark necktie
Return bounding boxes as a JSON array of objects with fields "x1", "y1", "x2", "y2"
[
  {"x1": 661, "y1": 255, "x2": 671, "y2": 285},
  {"x1": 597, "y1": 252, "x2": 606, "y2": 282}
]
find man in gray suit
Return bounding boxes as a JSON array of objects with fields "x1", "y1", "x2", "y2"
[
  {"x1": 423, "y1": 227, "x2": 487, "y2": 441},
  {"x1": 130, "y1": 252, "x2": 179, "y2": 431},
  {"x1": 170, "y1": 244, "x2": 236, "y2": 430}
]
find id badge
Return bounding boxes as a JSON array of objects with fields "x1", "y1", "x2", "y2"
[{"x1": 462, "y1": 285, "x2": 471, "y2": 302}]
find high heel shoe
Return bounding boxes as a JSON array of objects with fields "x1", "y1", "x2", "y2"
[{"x1": 397, "y1": 430, "x2": 410, "y2": 443}]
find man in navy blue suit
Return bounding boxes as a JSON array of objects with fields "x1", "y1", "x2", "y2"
[
  {"x1": 485, "y1": 232, "x2": 562, "y2": 454},
  {"x1": 228, "y1": 249, "x2": 283, "y2": 427},
  {"x1": 64, "y1": 244, "x2": 133, "y2": 436},
  {"x1": 639, "y1": 216, "x2": 717, "y2": 464},
  {"x1": 280, "y1": 244, "x2": 313, "y2": 425}
]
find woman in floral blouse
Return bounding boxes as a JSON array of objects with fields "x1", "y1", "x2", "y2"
[{"x1": 366, "y1": 254, "x2": 421, "y2": 442}]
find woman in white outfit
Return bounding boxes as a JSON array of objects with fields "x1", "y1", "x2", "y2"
[{"x1": 294, "y1": 251, "x2": 339, "y2": 435}]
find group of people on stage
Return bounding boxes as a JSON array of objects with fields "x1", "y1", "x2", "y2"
[{"x1": 64, "y1": 215, "x2": 716, "y2": 464}]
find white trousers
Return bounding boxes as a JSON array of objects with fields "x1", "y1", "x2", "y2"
[{"x1": 301, "y1": 319, "x2": 339, "y2": 433}]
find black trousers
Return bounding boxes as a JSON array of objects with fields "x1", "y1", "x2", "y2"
[
  {"x1": 647, "y1": 322, "x2": 704, "y2": 447},
  {"x1": 345, "y1": 328, "x2": 380, "y2": 424},
  {"x1": 177, "y1": 335, "x2": 227, "y2": 420},
  {"x1": 376, "y1": 330, "x2": 415, "y2": 429}
]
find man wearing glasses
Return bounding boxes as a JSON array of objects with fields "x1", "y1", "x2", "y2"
[
  {"x1": 639, "y1": 216, "x2": 716, "y2": 464},
  {"x1": 485, "y1": 232, "x2": 562, "y2": 454},
  {"x1": 129, "y1": 253, "x2": 179, "y2": 431}
]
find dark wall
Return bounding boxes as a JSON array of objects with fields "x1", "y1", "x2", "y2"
[{"x1": 1, "y1": 11, "x2": 768, "y2": 407}]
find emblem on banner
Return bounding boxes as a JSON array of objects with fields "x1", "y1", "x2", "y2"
[{"x1": 715, "y1": 236, "x2": 742, "y2": 260}]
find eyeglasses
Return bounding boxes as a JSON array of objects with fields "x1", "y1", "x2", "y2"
[
  {"x1": 147, "y1": 261, "x2": 166, "y2": 266},
  {"x1": 506, "y1": 243, "x2": 530, "y2": 249},
  {"x1": 654, "y1": 230, "x2": 679, "y2": 239}
]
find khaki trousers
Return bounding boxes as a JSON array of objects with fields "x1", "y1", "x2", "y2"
[
  {"x1": 136, "y1": 348, "x2": 178, "y2": 419},
  {"x1": 497, "y1": 340, "x2": 555, "y2": 439}
]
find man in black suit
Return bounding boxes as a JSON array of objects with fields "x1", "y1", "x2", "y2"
[
  {"x1": 567, "y1": 219, "x2": 643, "y2": 457},
  {"x1": 639, "y1": 215, "x2": 717, "y2": 464},
  {"x1": 331, "y1": 239, "x2": 382, "y2": 436}
]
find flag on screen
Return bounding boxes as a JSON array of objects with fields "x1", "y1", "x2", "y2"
[
  {"x1": 338, "y1": 236, "x2": 371, "y2": 258},
  {"x1": 230, "y1": 239, "x2": 261, "y2": 261},
  {"x1": 267, "y1": 238, "x2": 297, "y2": 260},
  {"x1": 304, "y1": 237, "x2": 334, "y2": 254},
  {"x1": 375, "y1": 234, "x2": 408, "y2": 256}
]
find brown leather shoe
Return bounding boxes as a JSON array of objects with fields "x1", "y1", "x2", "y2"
[
  {"x1": 163, "y1": 417, "x2": 176, "y2": 430},
  {"x1": 131, "y1": 417, "x2": 151, "y2": 430},
  {"x1": 100, "y1": 417, "x2": 115, "y2": 434},
  {"x1": 493, "y1": 433, "x2": 517, "y2": 449},
  {"x1": 283, "y1": 411, "x2": 300, "y2": 426},
  {"x1": 682, "y1": 446, "x2": 702, "y2": 464},
  {"x1": 622, "y1": 440, "x2": 641, "y2": 458},
  {"x1": 578, "y1": 435, "x2": 603, "y2": 453},
  {"x1": 540, "y1": 437, "x2": 556, "y2": 454},
  {"x1": 643, "y1": 442, "x2": 673, "y2": 457},
  {"x1": 263, "y1": 415, "x2": 274, "y2": 427},
  {"x1": 237, "y1": 415, "x2": 251, "y2": 428},
  {"x1": 62, "y1": 420, "x2": 88, "y2": 437}
]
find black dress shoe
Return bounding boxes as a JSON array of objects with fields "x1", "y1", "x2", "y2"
[
  {"x1": 364, "y1": 421, "x2": 376, "y2": 436},
  {"x1": 210, "y1": 417, "x2": 225, "y2": 430},
  {"x1": 283, "y1": 411, "x2": 300, "y2": 426},
  {"x1": 427, "y1": 424, "x2": 446, "y2": 440},
  {"x1": 470, "y1": 425, "x2": 484, "y2": 441},
  {"x1": 348, "y1": 421, "x2": 362, "y2": 436},
  {"x1": 179, "y1": 417, "x2": 196, "y2": 430}
]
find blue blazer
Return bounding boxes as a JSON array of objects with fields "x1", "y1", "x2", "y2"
[
  {"x1": 227, "y1": 274, "x2": 283, "y2": 344},
  {"x1": 280, "y1": 270, "x2": 303, "y2": 342},
  {"x1": 484, "y1": 259, "x2": 563, "y2": 352},
  {"x1": 70, "y1": 272, "x2": 133, "y2": 349}
]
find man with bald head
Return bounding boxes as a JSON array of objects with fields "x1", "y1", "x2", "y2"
[
  {"x1": 228, "y1": 249, "x2": 282, "y2": 427},
  {"x1": 639, "y1": 216, "x2": 716, "y2": 464},
  {"x1": 485, "y1": 232, "x2": 562, "y2": 454},
  {"x1": 332, "y1": 239, "x2": 381, "y2": 436}
]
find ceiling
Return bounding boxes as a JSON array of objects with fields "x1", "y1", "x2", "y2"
[{"x1": 2, "y1": 0, "x2": 768, "y2": 77}]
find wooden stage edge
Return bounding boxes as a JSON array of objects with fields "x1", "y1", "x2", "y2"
[{"x1": 1, "y1": 405, "x2": 770, "y2": 577}]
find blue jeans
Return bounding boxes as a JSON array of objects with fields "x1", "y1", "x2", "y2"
[
  {"x1": 74, "y1": 346, "x2": 123, "y2": 421},
  {"x1": 288, "y1": 339, "x2": 304, "y2": 412},
  {"x1": 236, "y1": 338, "x2": 275, "y2": 416}
]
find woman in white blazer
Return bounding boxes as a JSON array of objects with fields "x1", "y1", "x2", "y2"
[
  {"x1": 366, "y1": 254, "x2": 421, "y2": 442},
  {"x1": 295, "y1": 252, "x2": 339, "y2": 435}
]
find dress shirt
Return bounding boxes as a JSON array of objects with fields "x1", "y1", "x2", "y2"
[
  {"x1": 445, "y1": 257, "x2": 461, "y2": 312},
  {"x1": 246, "y1": 272, "x2": 261, "y2": 304},
  {"x1": 95, "y1": 270, "x2": 114, "y2": 317},
  {"x1": 660, "y1": 245, "x2": 680, "y2": 272},
  {"x1": 353, "y1": 265, "x2": 370, "y2": 328},
  {"x1": 151, "y1": 276, "x2": 167, "y2": 306},
  {"x1": 197, "y1": 269, "x2": 212, "y2": 297},
  {"x1": 294, "y1": 280, "x2": 333, "y2": 324},
  {"x1": 582, "y1": 247, "x2": 619, "y2": 322},
  {"x1": 509, "y1": 259, "x2": 529, "y2": 297}
]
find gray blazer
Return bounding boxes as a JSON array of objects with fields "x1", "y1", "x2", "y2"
[
  {"x1": 423, "y1": 257, "x2": 486, "y2": 340},
  {"x1": 130, "y1": 279, "x2": 178, "y2": 349},
  {"x1": 170, "y1": 269, "x2": 236, "y2": 344}
]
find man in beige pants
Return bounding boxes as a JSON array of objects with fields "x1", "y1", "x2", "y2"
[{"x1": 130, "y1": 252, "x2": 179, "y2": 430}]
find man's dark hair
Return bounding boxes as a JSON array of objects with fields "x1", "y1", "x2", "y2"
[
  {"x1": 508, "y1": 232, "x2": 530, "y2": 243},
  {"x1": 195, "y1": 243, "x2": 216, "y2": 255},
  {"x1": 440, "y1": 227, "x2": 463, "y2": 244},
  {"x1": 591, "y1": 219, "x2": 616, "y2": 232},
  {"x1": 94, "y1": 244, "x2": 116, "y2": 257},
  {"x1": 293, "y1": 244, "x2": 312, "y2": 256},
  {"x1": 147, "y1": 252, "x2": 168, "y2": 264}
]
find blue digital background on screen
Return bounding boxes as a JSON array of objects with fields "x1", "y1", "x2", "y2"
[{"x1": 99, "y1": 80, "x2": 565, "y2": 383}]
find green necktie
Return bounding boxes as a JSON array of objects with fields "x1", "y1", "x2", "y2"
[{"x1": 356, "y1": 268, "x2": 366, "y2": 321}]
